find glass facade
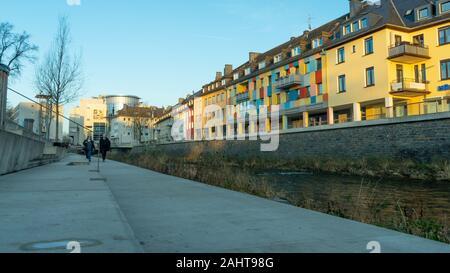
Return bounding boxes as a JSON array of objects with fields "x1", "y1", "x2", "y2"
[{"x1": 105, "y1": 95, "x2": 140, "y2": 117}]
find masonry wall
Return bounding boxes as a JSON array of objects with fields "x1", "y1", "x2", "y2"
[
  {"x1": 138, "y1": 112, "x2": 450, "y2": 163},
  {"x1": 0, "y1": 129, "x2": 46, "y2": 175}
]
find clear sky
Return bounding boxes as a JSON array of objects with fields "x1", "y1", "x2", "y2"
[{"x1": 3, "y1": 0, "x2": 348, "y2": 119}]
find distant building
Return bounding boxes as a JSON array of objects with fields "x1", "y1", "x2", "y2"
[
  {"x1": 11, "y1": 102, "x2": 63, "y2": 140},
  {"x1": 110, "y1": 105, "x2": 163, "y2": 147},
  {"x1": 69, "y1": 96, "x2": 107, "y2": 143},
  {"x1": 68, "y1": 113, "x2": 84, "y2": 146},
  {"x1": 171, "y1": 93, "x2": 197, "y2": 142},
  {"x1": 154, "y1": 108, "x2": 174, "y2": 143}
]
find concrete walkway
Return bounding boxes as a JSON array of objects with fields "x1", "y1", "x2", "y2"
[{"x1": 0, "y1": 154, "x2": 449, "y2": 253}]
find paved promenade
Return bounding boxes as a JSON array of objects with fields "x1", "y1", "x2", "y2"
[{"x1": 0, "y1": 154, "x2": 449, "y2": 253}]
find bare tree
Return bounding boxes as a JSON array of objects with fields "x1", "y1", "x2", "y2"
[
  {"x1": 0, "y1": 22, "x2": 38, "y2": 76},
  {"x1": 35, "y1": 16, "x2": 83, "y2": 141}
]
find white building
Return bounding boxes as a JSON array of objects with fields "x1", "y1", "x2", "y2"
[
  {"x1": 110, "y1": 105, "x2": 163, "y2": 147},
  {"x1": 12, "y1": 102, "x2": 63, "y2": 140}
]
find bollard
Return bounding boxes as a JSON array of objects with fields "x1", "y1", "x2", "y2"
[{"x1": 0, "y1": 64, "x2": 10, "y2": 129}]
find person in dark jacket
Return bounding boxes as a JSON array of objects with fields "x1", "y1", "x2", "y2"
[
  {"x1": 83, "y1": 136, "x2": 95, "y2": 163},
  {"x1": 99, "y1": 134, "x2": 111, "y2": 162}
]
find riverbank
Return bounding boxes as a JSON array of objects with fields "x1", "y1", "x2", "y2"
[{"x1": 110, "y1": 148, "x2": 450, "y2": 244}]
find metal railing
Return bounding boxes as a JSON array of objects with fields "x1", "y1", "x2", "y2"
[
  {"x1": 388, "y1": 42, "x2": 429, "y2": 59},
  {"x1": 273, "y1": 74, "x2": 302, "y2": 90},
  {"x1": 236, "y1": 92, "x2": 249, "y2": 102},
  {"x1": 391, "y1": 78, "x2": 428, "y2": 92}
]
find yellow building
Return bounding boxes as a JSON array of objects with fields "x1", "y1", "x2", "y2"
[
  {"x1": 326, "y1": 0, "x2": 450, "y2": 123},
  {"x1": 189, "y1": 0, "x2": 450, "y2": 138},
  {"x1": 69, "y1": 96, "x2": 107, "y2": 142},
  {"x1": 200, "y1": 65, "x2": 233, "y2": 139}
]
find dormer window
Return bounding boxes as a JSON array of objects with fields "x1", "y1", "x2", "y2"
[
  {"x1": 292, "y1": 46, "x2": 301, "y2": 57},
  {"x1": 417, "y1": 7, "x2": 430, "y2": 20},
  {"x1": 258, "y1": 61, "x2": 266, "y2": 70},
  {"x1": 344, "y1": 24, "x2": 351, "y2": 35},
  {"x1": 312, "y1": 38, "x2": 323, "y2": 49},
  {"x1": 221, "y1": 79, "x2": 227, "y2": 86},
  {"x1": 352, "y1": 21, "x2": 360, "y2": 32},
  {"x1": 244, "y1": 67, "x2": 251, "y2": 76},
  {"x1": 233, "y1": 73, "x2": 239, "y2": 80},
  {"x1": 361, "y1": 18, "x2": 368, "y2": 29},
  {"x1": 441, "y1": 1, "x2": 450, "y2": 13},
  {"x1": 274, "y1": 54, "x2": 282, "y2": 63}
]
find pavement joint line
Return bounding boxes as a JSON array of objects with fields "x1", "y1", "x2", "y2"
[{"x1": 97, "y1": 172, "x2": 145, "y2": 253}]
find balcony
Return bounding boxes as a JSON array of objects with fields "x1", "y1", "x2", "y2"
[
  {"x1": 388, "y1": 42, "x2": 430, "y2": 64},
  {"x1": 236, "y1": 92, "x2": 249, "y2": 103},
  {"x1": 273, "y1": 74, "x2": 302, "y2": 90},
  {"x1": 390, "y1": 78, "x2": 431, "y2": 97}
]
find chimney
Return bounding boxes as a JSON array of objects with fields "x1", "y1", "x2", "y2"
[
  {"x1": 224, "y1": 64, "x2": 233, "y2": 76},
  {"x1": 349, "y1": 0, "x2": 364, "y2": 18},
  {"x1": 215, "y1": 71, "x2": 222, "y2": 80},
  {"x1": 178, "y1": 98, "x2": 184, "y2": 104},
  {"x1": 249, "y1": 52, "x2": 260, "y2": 62}
]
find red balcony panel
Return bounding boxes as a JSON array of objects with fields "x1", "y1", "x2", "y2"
[
  {"x1": 315, "y1": 70, "x2": 322, "y2": 84},
  {"x1": 323, "y1": 93, "x2": 329, "y2": 102},
  {"x1": 300, "y1": 87, "x2": 308, "y2": 99},
  {"x1": 260, "y1": 88, "x2": 265, "y2": 99}
]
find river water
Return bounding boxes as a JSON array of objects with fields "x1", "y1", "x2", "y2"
[{"x1": 256, "y1": 171, "x2": 450, "y2": 240}]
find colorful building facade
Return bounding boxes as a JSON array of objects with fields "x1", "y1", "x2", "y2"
[{"x1": 165, "y1": 0, "x2": 450, "y2": 142}]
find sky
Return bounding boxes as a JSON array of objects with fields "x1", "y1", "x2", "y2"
[{"x1": 2, "y1": 0, "x2": 348, "y2": 130}]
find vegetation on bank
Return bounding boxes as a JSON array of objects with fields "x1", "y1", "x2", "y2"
[{"x1": 110, "y1": 149, "x2": 450, "y2": 244}]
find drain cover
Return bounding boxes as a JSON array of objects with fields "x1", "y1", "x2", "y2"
[{"x1": 21, "y1": 239, "x2": 101, "y2": 251}]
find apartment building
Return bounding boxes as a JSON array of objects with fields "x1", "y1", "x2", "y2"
[
  {"x1": 12, "y1": 102, "x2": 63, "y2": 140},
  {"x1": 110, "y1": 105, "x2": 163, "y2": 147},
  {"x1": 186, "y1": 0, "x2": 450, "y2": 138},
  {"x1": 69, "y1": 96, "x2": 107, "y2": 143},
  {"x1": 172, "y1": 92, "x2": 198, "y2": 142},
  {"x1": 326, "y1": 0, "x2": 450, "y2": 123},
  {"x1": 200, "y1": 65, "x2": 233, "y2": 139}
]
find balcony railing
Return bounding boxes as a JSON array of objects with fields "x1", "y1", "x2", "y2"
[
  {"x1": 273, "y1": 74, "x2": 302, "y2": 90},
  {"x1": 236, "y1": 92, "x2": 249, "y2": 102},
  {"x1": 388, "y1": 42, "x2": 430, "y2": 64},
  {"x1": 390, "y1": 78, "x2": 430, "y2": 97}
]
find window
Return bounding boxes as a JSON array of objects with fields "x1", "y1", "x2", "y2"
[
  {"x1": 366, "y1": 67, "x2": 375, "y2": 87},
  {"x1": 337, "y1": 47, "x2": 345, "y2": 64},
  {"x1": 233, "y1": 73, "x2": 239, "y2": 80},
  {"x1": 305, "y1": 61, "x2": 311, "y2": 74},
  {"x1": 258, "y1": 61, "x2": 266, "y2": 70},
  {"x1": 441, "y1": 59, "x2": 450, "y2": 80},
  {"x1": 338, "y1": 75, "x2": 346, "y2": 93},
  {"x1": 292, "y1": 46, "x2": 301, "y2": 57},
  {"x1": 442, "y1": 1, "x2": 450, "y2": 13},
  {"x1": 344, "y1": 25, "x2": 351, "y2": 35},
  {"x1": 414, "y1": 64, "x2": 427, "y2": 82},
  {"x1": 417, "y1": 7, "x2": 430, "y2": 20},
  {"x1": 352, "y1": 21, "x2": 360, "y2": 32},
  {"x1": 439, "y1": 26, "x2": 450, "y2": 45},
  {"x1": 413, "y1": 34, "x2": 425, "y2": 46},
  {"x1": 312, "y1": 38, "x2": 323, "y2": 49},
  {"x1": 318, "y1": 83, "x2": 324, "y2": 95},
  {"x1": 361, "y1": 18, "x2": 368, "y2": 28},
  {"x1": 364, "y1": 37, "x2": 374, "y2": 55},
  {"x1": 316, "y1": 58, "x2": 322, "y2": 70},
  {"x1": 352, "y1": 45, "x2": 356, "y2": 53},
  {"x1": 274, "y1": 54, "x2": 282, "y2": 63},
  {"x1": 244, "y1": 67, "x2": 251, "y2": 76}
]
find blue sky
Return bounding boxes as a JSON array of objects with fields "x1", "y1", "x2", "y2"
[{"x1": 3, "y1": 0, "x2": 348, "y2": 114}]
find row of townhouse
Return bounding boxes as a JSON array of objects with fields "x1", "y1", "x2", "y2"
[{"x1": 156, "y1": 0, "x2": 450, "y2": 142}]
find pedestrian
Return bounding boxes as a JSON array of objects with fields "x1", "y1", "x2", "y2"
[
  {"x1": 99, "y1": 134, "x2": 111, "y2": 162},
  {"x1": 83, "y1": 136, "x2": 95, "y2": 163}
]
